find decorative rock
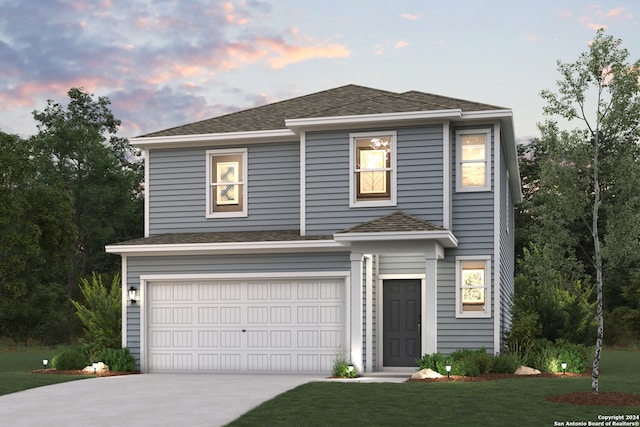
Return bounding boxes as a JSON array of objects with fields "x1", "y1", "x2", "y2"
[
  {"x1": 514, "y1": 365, "x2": 541, "y2": 375},
  {"x1": 411, "y1": 368, "x2": 444, "y2": 380},
  {"x1": 82, "y1": 362, "x2": 110, "y2": 374}
]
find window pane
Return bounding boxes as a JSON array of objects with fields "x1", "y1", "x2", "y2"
[
  {"x1": 461, "y1": 261, "x2": 486, "y2": 312},
  {"x1": 211, "y1": 153, "x2": 243, "y2": 213},
  {"x1": 216, "y1": 161, "x2": 239, "y2": 205},
  {"x1": 461, "y1": 135, "x2": 486, "y2": 161},
  {"x1": 461, "y1": 163, "x2": 486, "y2": 187},
  {"x1": 355, "y1": 136, "x2": 391, "y2": 200}
]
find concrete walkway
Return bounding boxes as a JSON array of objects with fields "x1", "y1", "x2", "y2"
[
  {"x1": 0, "y1": 374, "x2": 317, "y2": 427},
  {"x1": 0, "y1": 371, "x2": 412, "y2": 427}
]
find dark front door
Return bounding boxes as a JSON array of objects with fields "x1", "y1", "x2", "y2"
[{"x1": 383, "y1": 279, "x2": 421, "y2": 367}]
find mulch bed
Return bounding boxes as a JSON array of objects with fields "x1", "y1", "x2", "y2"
[
  {"x1": 408, "y1": 372, "x2": 640, "y2": 407},
  {"x1": 31, "y1": 368, "x2": 139, "y2": 377}
]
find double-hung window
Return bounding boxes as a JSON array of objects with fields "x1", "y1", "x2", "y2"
[
  {"x1": 350, "y1": 131, "x2": 397, "y2": 207},
  {"x1": 456, "y1": 129, "x2": 491, "y2": 192},
  {"x1": 206, "y1": 148, "x2": 247, "y2": 218},
  {"x1": 455, "y1": 256, "x2": 491, "y2": 318}
]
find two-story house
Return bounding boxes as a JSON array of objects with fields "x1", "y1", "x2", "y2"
[{"x1": 106, "y1": 84, "x2": 521, "y2": 374}]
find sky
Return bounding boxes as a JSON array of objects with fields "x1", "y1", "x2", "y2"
[{"x1": 1, "y1": 0, "x2": 639, "y2": 144}]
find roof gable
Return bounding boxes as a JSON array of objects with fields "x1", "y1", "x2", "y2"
[{"x1": 140, "y1": 84, "x2": 507, "y2": 138}]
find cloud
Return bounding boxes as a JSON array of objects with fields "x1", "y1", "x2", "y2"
[
  {"x1": 401, "y1": 13, "x2": 421, "y2": 20},
  {"x1": 524, "y1": 34, "x2": 539, "y2": 42},
  {"x1": 258, "y1": 36, "x2": 350, "y2": 69},
  {"x1": 606, "y1": 7, "x2": 626, "y2": 17},
  {"x1": 0, "y1": 0, "x2": 353, "y2": 136},
  {"x1": 394, "y1": 41, "x2": 409, "y2": 49}
]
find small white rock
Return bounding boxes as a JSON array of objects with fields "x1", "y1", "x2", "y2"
[
  {"x1": 411, "y1": 368, "x2": 444, "y2": 380},
  {"x1": 514, "y1": 365, "x2": 541, "y2": 375}
]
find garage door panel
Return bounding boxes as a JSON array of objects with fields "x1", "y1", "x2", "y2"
[{"x1": 147, "y1": 278, "x2": 346, "y2": 373}]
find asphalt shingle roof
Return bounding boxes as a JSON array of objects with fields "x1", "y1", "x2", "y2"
[
  {"x1": 337, "y1": 211, "x2": 446, "y2": 234},
  {"x1": 141, "y1": 84, "x2": 505, "y2": 138},
  {"x1": 110, "y1": 230, "x2": 333, "y2": 246}
]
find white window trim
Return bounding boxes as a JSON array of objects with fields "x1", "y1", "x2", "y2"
[
  {"x1": 456, "y1": 129, "x2": 491, "y2": 192},
  {"x1": 349, "y1": 131, "x2": 397, "y2": 208},
  {"x1": 455, "y1": 255, "x2": 492, "y2": 318},
  {"x1": 205, "y1": 148, "x2": 248, "y2": 218}
]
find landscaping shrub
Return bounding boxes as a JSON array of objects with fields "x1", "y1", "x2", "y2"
[
  {"x1": 52, "y1": 344, "x2": 91, "y2": 370},
  {"x1": 490, "y1": 353, "x2": 520, "y2": 373},
  {"x1": 450, "y1": 348, "x2": 492, "y2": 376},
  {"x1": 96, "y1": 347, "x2": 136, "y2": 372},
  {"x1": 332, "y1": 354, "x2": 357, "y2": 378},
  {"x1": 525, "y1": 339, "x2": 592, "y2": 373},
  {"x1": 416, "y1": 352, "x2": 445, "y2": 371}
]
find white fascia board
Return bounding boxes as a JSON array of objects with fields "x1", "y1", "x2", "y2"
[
  {"x1": 333, "y1": 231, "x2": 458, "y2": 248},
  {"x1": 105, "y1": 239, "x2": 345, "y2": 256},
  {"x1": 460, "y1": 109, "x2": 513, "y2": 120},
  {"x1": 130, "y1": 129, "x2": 297, "y2": 149},
  {"x1": 285, "y1": 110, "x2": 462, "y2": 133}
]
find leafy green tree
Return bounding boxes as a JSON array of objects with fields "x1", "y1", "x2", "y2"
[
  {"x1": 0, "y1": 131, "x2": 77, "y2": 343},
  {"x1": 31, "y1": 88, "x2": 143, "y2": 296},
  {"x1": 538, "y1": 29, "x2": 640, "y2": 393},
  {"x1": 71, "y1": 273, "x2": 122, "y2": 351}
]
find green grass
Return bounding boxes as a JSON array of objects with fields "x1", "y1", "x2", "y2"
[
  {"x1": 0, "y1": 347, "x2": 94, "y2": 396},
  {"x1": 229, "y1": 350, "x2": 640, "y2": 426}
]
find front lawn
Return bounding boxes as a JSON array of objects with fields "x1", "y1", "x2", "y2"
[
  {"x1": 229, "y1": 350, "x2": 640, "y2": 426},
  {"x1": 0, "y1": 347, "x2": 93, "y2": 396}
]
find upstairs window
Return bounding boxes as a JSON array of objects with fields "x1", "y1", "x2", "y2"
[
  {"x1": 456, "y1": 256, "x2": 491, "y2": 318},
  {"x1": 350, "y1": 131, "x2": 397, "y2": 207},
  {"x1": 456, "y1": 129, "x2": 491, "y2": 192},
  {"x1": 206, "y1": 148, "x2": 247, "y2": 218}
]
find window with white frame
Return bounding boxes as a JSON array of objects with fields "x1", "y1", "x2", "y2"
[
  {"x1": 455, "y1": 256, "x2": 491, "y2": 318},
  {"x1": 350, "y1": 131, "x2": 397, "y2": 207},
  {"x1": 456, "y1": 129, "x2": 491, "y2": 192},
  {"x1": 206, "y1": 148, "x2": 247, "y2": 218}
]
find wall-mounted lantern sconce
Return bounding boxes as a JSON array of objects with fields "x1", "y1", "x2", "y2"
[
  {"x1": 128, "y1": 287, "x2": 138, "y2": 304},
  {"x1": 445, "y1": 364, "x2": 452, "y2": 379}
]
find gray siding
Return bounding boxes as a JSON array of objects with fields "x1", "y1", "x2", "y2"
[
  {"x1": 436, "y1": 261, "x2": 495, "y2": 354},
  {"x1": 436, "y1": 125, "x2": 498, "y2": 354},
  {"x1": 125, "y1": 251, "x2": 350, "y2": 363},
  {"x1": 499, "y1": 146, "x2": 515, "y2": 351},
  {"x1": 378, "y1": 253, "x2": 425, "y2": 275},
  {"x1": 305, "y1": 125, "x2": 444, "y2": 235},
  {"x1": 148, "y1": 141, "x2": 300, "y2": 235}
]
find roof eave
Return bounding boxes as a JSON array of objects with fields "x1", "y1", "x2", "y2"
[
  {"x1": 129, "y1": 129, "x2": 298, "y2": 149},
  {"x1": 105, "y1": 240, "x2": 346, "y2": 256},
  {"x1": 333, "y1": 230, "x2": 459, "y2": 248}
]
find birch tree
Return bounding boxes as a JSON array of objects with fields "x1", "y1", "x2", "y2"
[{"x1": 539, "y1": 29, "x2": 640, "y2": 394}]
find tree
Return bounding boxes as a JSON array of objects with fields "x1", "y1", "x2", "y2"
[
  {"x1": 538, "y1": 29, "x2": 640, "y2": 394},
  {"x1": 71, "y1": 273, "x2": 122, "y2": 351},
  {"x1": 0, "y1": 130, "x2": 77, "y2": 343},
  {"x1": 31, "y1": 88, "x2": 144, "y2": 296}
]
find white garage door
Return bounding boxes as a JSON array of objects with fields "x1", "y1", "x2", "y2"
[{"x1": 146, "y1": 278, "x2": 346, "y2": 373}]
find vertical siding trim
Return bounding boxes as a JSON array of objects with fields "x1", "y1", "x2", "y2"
[
  {"x1": 425, "y1": 258, "x2": 437, "y2": 354},
  {"x1": 364, "y1": 254, "x2": 373, "y2": 372},
  {"x1": 121, "y1": 255, "x2": 128, "y2": 348},
  {"x1": 493, "y1": 122, "x2": 502, "y2": 353},
  {"x1": 144, "y1": 150, "x2": 150, "y2": 237},
  {"x1": 442, "y1": 122, "x2": 451, "y2": 229},
  {"x1": 350, "y1": 253, "x2": 364, "y2": 372},
  {"x1": 300, "y1": 132, "x2": 306, "y2": 235}
]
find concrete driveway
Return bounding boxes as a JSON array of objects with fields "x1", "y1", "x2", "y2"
[{"x1": 0, "y1": 373, "x2": 318, "y2": 427}]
